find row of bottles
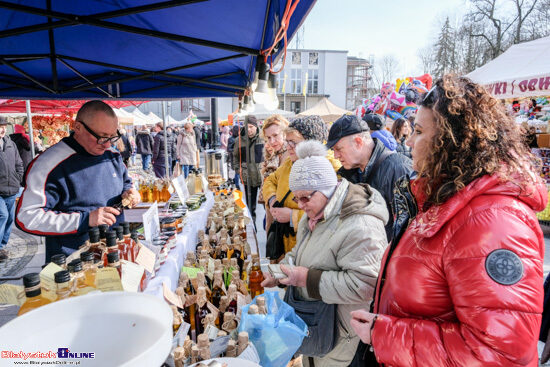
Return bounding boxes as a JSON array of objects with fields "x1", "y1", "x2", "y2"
[
  {"x1": 172, "y1": 330, "x2": 251, "y2": 365},
  {"x1": 138, "y1": 179, "x2": 171, "y2": 203}
]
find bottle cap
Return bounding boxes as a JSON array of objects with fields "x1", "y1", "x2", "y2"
[
  {"x1": 114, "y1": 226, "x2": 124, "y2": 240},
  {"x1": 22, "y1": 272, "x2": 40, "y2": 287},
  {"x1": 122, "y1": 222, "x2": 131, "y2": 235},
  {"x1": 106, "y1": 231, "x2": 117, "y2": 247},
  {"x1": 107, "y1": 251, "x2": 120, "y2": 264},
  {"x1": 50, "y1": 254, "x2": 66, "y2": 266},
  {"x1": 98, "y1": 224, "x2": 109, "y2": 239},
  {"x1": 88, "y1": 227, "x2": 100, "y2": 243},
  {"x1": 131, "y1": 231, "x2": 139, "y2": 242},
  {"x1": 68, "y1": 259, "x2": 83, "y2": 273},
  {"x1": 80, "y1": 251, "x2": 94, "y2": 262},
  {"x1": 54, "y1": 270, "x2": 71, "y2": 283},
  {"x1": 248, "y1": 304, "x2": 259, "y2": 314}
]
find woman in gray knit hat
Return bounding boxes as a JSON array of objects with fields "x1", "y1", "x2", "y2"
[
  {"x1": 262, "y1": 140, "x2": 389, "y2": 367},
  {"x1": 262, "y1": 115, "x2": 340, "y2": 260}
]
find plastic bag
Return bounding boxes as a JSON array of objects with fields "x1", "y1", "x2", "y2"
[{"x1": 239, "y1": 290, "x2": 308, "y2": 367}]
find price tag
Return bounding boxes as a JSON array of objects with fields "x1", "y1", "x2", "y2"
[
  {"x1": 121, "y1": 260, "x2": 145, "y2": 292},
  {"x1": 181, "y1": 266, "x2": 202, "y2": 279},
  {"x1": 142, "y1": 201, "x2": 160, "y2": 242},
  {"x1": 163, "y1": 282, "x2": 183, "y2": 308},
  {"x1": 209, "y1": 335, "x2": 230, "y2": 358},
  {"x1": 238, "y1": 343, "x2": 261, "y2": 363},
  {"x1": 96, "y1": 268, "x2": 124, "y2": 292},
  {"x1": 204, "y1": 324, "x2": 220, "y2": 340},
  {"x1": 172, "y1": 174, "x2": 189, "y2": 204},
  {"x1": 206, "y1": 301, "x2": 219, "y2": 320},
  {"x1": 39, "y1": 262, "x2": 63, "y2": 300},
  {"x1": 172, "y1": 321, "x2": 190, "y2": 349},
  {"x1": 135, "y1": 245, "x2": 156, "y2": 273}
]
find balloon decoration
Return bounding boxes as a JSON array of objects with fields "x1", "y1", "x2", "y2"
[
  {"x1": 23, "y1": 113, "x2": 73, "y2": 146},
  {"x1": 355, "y1": 74, "x2": 433, "y2": 121}
]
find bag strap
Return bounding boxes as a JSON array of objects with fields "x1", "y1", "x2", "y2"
[
  {"x1": 365, "y1": 148, "x2": 394, "y2": 182},
  {"x1": 281, "y1": 189, "x2": 293, "y2": 204},
  {"x1": 274, "y1": 189, "x2": 293, "y2": 208}
]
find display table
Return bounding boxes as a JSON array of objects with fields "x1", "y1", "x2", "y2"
[{"x1": 142, "y1": 191, "x2": 258, "y2": 299}]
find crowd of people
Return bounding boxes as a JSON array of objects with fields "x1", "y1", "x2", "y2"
[{"x1": 1, "y1": 74, "x2": 549, "y2": 366}]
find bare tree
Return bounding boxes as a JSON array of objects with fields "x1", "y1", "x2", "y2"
[
  {"x1": 469, "y1": 0, "x2": 516, "y2": 58},
  {"x1": 513, "y1": 0, "x2": 539, "y2": 43},
  {"x1": 418, "y1": 46, "x2": 437, "y2": 75},
  {"x1": 372, "y1": 54, "x2": 400, "y2": 87}
]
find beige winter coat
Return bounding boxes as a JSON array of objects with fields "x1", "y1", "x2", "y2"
[
  {"x1": 176, "y1": 131, "x2": 197, "y2": 166},
  {"x1": 282, "y1": 178, "x2": 389, "y2": 367}
]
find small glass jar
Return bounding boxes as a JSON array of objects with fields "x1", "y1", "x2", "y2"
[
  {"x1": 152, "y1": 239, "x2": 167, "y2": 265},
  {"x1": 172, "y1": 214, "x2": 184, "y2": 232},
  {"x1": 161, "y1": 231, "x2": 177, "y2": 250},
  {"x1": 160, "y1": 217, "x2": 177, "y2": 231}
]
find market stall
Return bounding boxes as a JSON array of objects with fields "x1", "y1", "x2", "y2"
[{"x1": 298, "y1": 97, "x2": 350, "y2": 123}]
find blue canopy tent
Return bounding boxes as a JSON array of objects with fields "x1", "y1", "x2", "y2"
[{"x1": 0, "y1": 0, "x2": 315, "y2": 99}]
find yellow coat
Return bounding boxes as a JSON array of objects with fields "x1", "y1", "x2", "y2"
[{"x1": 262, "y1": 154, "x2": 341, "y2": 253}]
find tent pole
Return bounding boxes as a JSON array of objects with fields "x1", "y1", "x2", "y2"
[
  {"x1": 210, "y1": 98, "x2": 219, "y2": 149},
  {"x1": 161, "y1": 101, "x2": 170, "y2": 179},
  {"x1": 25, "y1": 100, "x2": 35, "y2": 158}
]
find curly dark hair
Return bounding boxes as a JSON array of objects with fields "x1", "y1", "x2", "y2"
[{"x1": 417, "y1": 74, "x2": 539, "y2": 209}]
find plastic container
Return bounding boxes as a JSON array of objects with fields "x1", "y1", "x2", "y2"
[{"x1": 0, "y1": 292, "x2": 172, "y2": 367}]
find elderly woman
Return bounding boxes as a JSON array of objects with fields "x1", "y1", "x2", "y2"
[
  {"x1": 262, "y1": 140, "x2": 388, "y2": 367},
  {"x1": 263, "y1": 115, "x2": 340, "y2": 259},
  {"x1": 176, "y1": 122, "x2": 197, "y2": 178},
  {"x1": 350, "y1": 75, "x2": 547, "y2": 366},
  {"x1": 259, "y1": 114, "x2": 290, "y2": 232}
]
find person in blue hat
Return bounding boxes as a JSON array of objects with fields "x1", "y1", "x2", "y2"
[{"x1": 327, "y1": 114, "x2": 412, "y2": 241}]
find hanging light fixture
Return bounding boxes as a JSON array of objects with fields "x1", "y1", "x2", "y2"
[
  {"x1": 253, "y1": 61, "x2": 270, "y2": 105},
  {"x1": 265, "y1": 73, "x2": 279, "y2": 110},
  {"x1": 242, "y1": 95, "x2": 255, "y2": 114},
  {"x1": 250, "y1": 58, "x2": 263, "y2": 91}
]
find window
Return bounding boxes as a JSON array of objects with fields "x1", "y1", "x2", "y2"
[
  {"x1": 290, "y1": 69, "x2": 302, "y2": 94},
  {"x1": 309, "y1": 52, "x2": 318, "y2": 65},
  {"x1": 308, "y1": 69, "x2": 319, "y2": 94},
  {"x1": 277, "y1": 73, "x2": 286, "y2": 93},
  {"x1": 291, "y1": 101, "x2": 301, "y2": 114},
  {"x1": 292, "y1": 52, "x2": 301, "y2": 65}
]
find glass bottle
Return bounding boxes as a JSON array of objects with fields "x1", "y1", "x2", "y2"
[
  {"x1": 98, "y1": 224, "x2": 109, "y2": 242},
  {"x1": 211, "y1": 270, "x2": 225, "y2": 309},
  {"x1": 196, "y1": 271, "x2": 210, "y2": 291},
  {"x1": 248, "y1": 254, "x2": 264, "y2": 298},
  {"x1": 17, "y1": 273, "x2": 52, "y2": 315},
  {"x1": 179, "y1": 272, "x2": 196, "y2": 332},
  {"x1": 242, "y1": 259, "x2": 250, "y2": 283},
  {"x1": 107, "y1": 251, "x2": 122, "y2": 277},
  {"x1": 68, "y1": 259, "x2": 95, "y2": 295},
  {"x1": 79, "y1": 251, "x2": 97, "y2": 288},
  {"x1": 194, "y1": 286, "x2": 210, "y2": 335},
  {"x1": 88, "y1": 226, "x2": 104, "y2": 262},
  {"x1": 114, "y1": 225, "x2": 129, "y2": 261},
  {"x1": 122, "y1": 222, "x2": 137, "y2": 262},
  {"x1": 225, "y1": 284, "x2": 238, "y2": 317},
  {"x1": 54, "y1": 270, "x2": 74, "y2": 301},
  {"x1": 103, "y1": 230, "x2": 119, "y2": 267},
  {"x1": 50, "y1": 254, "x2": 67, "y2": 269}
]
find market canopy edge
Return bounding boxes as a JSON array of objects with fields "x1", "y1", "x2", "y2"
[{"x1": 0, "y1": 0, "x2": 316, "y2": 99}]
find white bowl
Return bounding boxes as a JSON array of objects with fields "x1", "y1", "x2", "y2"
[{"x1": 0, "y1": 292, "x2": 172, "y2": 367}]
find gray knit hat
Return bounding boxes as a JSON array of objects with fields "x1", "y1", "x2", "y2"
[
  {"x1": 289, "y1": 140, "x2": 337, "y2": 199},
  {"x1": 288, "y1": 115, "x2": 328, "y2": 142}
]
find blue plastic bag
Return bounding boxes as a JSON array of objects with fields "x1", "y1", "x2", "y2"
[{"x1": 239, "y1": 290, "x2": 308, "y2": 367}]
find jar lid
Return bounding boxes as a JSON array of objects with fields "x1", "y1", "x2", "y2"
[
  {"x1": 161, "y1": 231, "x2": 176, "y2": 237},
  {"x1": 162, "y1": 226, "x2": 177, "y2": 232}
]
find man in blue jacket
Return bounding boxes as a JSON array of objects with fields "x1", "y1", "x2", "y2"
[{"x1": 16, "y1": 101, "x2": 141, "y2": 262}]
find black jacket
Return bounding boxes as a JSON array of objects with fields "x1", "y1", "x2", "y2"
[
  {"x1": 338, "y1": 138, "x2": 413, "y2": 241},
  {"x1": 152, "y1": 132, "x2": 167, "y2": 166},
  {"x1": 0, "y1": 135, "x2": 24, "y2": 196},
  {"x1": 166, "y1": 132, "x2": 177, "y2": 161},
  {"x1": 120, "y1": 134, "x2": 132, "y2": 160},
  {"x1": 232, "y1": 128, "x2": 264, "y2": 187},
  {"x1": 9, "y1": 133, "x2": 34, "y2": 171},
  {"x1": 395, "y1": 136, "x2": 412, "y2": 159},
  {"x1": 135, "y1": 130, "x2": 154, "y2": 155},
  {"x1": 193, "y1": 126, "x2": 201, "y2": 151}
]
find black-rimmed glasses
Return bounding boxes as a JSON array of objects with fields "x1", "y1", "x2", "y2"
[{"x1": 78, "y1": 120, "x2": 121, "y2": 145}]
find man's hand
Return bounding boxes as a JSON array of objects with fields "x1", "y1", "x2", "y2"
[
  {"x1": 261, "y1": 272, "x2": 279, "y2": 288},
  {"x1": 89, "y1": 207, "x2": 121, "y2": 227},
  {"x1": 279, "y1": 264, "x2": 308, "y2": 287},
  {"x1": 122, "y1": 188, "x2": 141, "y2": 208},
  {"x1": 271, "y1": 207, "x2": 291, "y2": 223},
  {"x1": 350, "y1": 309, "x2": 378, "y2": 345}
]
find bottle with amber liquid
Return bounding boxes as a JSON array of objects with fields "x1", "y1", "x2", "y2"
[
  {"x1": 88, "y1": 226, "x2": 104, "y2": 262},
  {"x1": 54, "y1": 270, "x2": 74, "y2": 301},
  {"x1": 225, "y1": 284, "x2": 238, "y2": 316},
  {"x1": 17, "y1": 273, "x2": 52, "y2": 315},
  {"x1": 211, "y1": 270, "x2": 225, "y2": 309},
  {"x1": 114, "y1": 225, "x2": 129, "y2": 261},
  {"x1": 179, "y1": 272, "x2": 196, "y2": 332},
  {"x1": 231, "y1": 243, "x2": 244, "y2": 277},
  {"x1": 68, "y1": 259, "x2": 96, "y2": 295},
  {"x1": 107, "y1": 251, "x2": 122, "y2": 277},
  {"x1": 122, "y1": 222, "x2": 138, "y2": 262},
  {"x1": 194, "y1": 286, "x2": 210, "y2": 335},
  {"x1": 79, "y1": 251, "x2": 97, "y2": 288},
  {"x1": 103, "y1": 230, "x2": 120, "y2": 266},
  {"x1": 248, "y1": 254, "x2": 264, "y2": 298},
  {"x1": 50, "y1": 254, "x2": 67, "y2": 269}
]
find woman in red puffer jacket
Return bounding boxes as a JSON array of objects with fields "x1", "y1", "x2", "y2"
[{"x1": 350, "y1": 74, "x2": 547, "y2": 367}]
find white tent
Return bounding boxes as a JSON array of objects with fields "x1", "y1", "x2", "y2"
[
  {"x1": 113, "y1": 108, "x2": 134, "y2": 125},
  {"x1": 147, "y1": 111, "x2": 162, "y2": 124},
  {"x1": 467, "y1": 35, "x2": 550, "y2": 99},
  {"x1": 298, "y1": 97, "x2": 350, "y2": 123},
  {"x1": 131, "y1": 108, "x2": 151, "y2": 126},
  {"x1": 239, "y1": 104, "x2": 295, "y2": 120}
]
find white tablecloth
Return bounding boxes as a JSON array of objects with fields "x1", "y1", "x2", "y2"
[{"x1": 142, "y1": 191, "x2": 258, "y2": 299}]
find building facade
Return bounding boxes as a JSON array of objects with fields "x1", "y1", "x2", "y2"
[{"x1": 276, "y1": 49, "x2": 348, "y2": 114}]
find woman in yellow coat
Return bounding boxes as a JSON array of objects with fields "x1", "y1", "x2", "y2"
[{"x1": 263, "y1": 115, "x2": 341, "y2": 257}]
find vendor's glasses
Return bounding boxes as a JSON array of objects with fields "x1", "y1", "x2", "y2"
[
  {"x1": 78, "y1": 120, "x2": 121, "y2": 145},
  {"x1": 292, "y1": 190, "x2": 318, "y2": 204}
]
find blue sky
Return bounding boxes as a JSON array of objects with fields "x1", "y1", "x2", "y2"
[{"x1": 296, "y1": 0, "x2": 465, "y2": 75}]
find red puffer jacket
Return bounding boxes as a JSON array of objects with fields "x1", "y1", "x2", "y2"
[{"x1": 371, "y1": 173, "x2": 547, "y2": 367}]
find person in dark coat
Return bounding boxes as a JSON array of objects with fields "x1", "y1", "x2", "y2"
[
  {"x1": 193, "y1": 124, "x2": 202, "y2": 152},
  {"x1": 116, "y1": 128, "x2": 132, "y2": 167},
  {"x1": 152, "y1": 123, "x2": 168, "y2": 178},
  {"x1": 327, "y1": 114, "x2": 413, "y2": 241},
  {"x1": 166, "y1": 127, "x2": 177, "y2": 174},
  {"x1": 0, "y1": 117, "x2": 24, "y2": 261},
  {"x1": 135, "y1": 126, "x2": 154, "y2": 170},
  {"x1": 227, "y1": 125, "x2": 241, "y2": 189}
]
